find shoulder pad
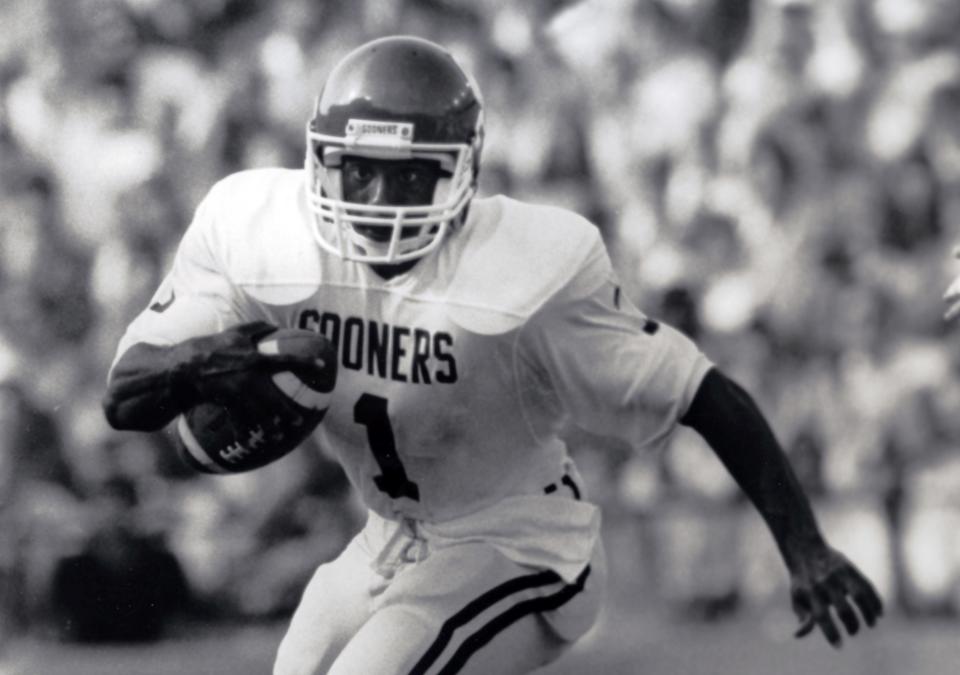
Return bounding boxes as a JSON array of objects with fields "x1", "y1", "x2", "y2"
[
  {"x1": 444, "y1": 196, "x2": 604, "y2": 334},
  {"x1": 205, "y1": 169, "x2": 324, "y2": 305}
]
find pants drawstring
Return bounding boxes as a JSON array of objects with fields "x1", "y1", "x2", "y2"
[{"x1": 372, "y1": 517, "x2": 428, "y2": 576}]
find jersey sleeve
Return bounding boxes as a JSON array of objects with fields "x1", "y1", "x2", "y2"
[
  {"x1": 521, "y1": 235, "x2": 713, "y2": 451},
  {"x1": 112, "y1": 181, "x2": 243, "y2": 364}
]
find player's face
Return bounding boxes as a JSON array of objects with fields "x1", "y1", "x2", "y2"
[{"x1": 341, "y1": 156, "x2": 444, "y2": 242}]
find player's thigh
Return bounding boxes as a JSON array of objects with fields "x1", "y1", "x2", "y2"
[
  {"x1": 330, "y1": 542, "x2": 602, "y2": 674},
  {"x1": 273, "y1": 536, "x2": 375, "y2": 675},
  {"x1": 330, "y1": 603, "x2": 565, "y2": 675}
]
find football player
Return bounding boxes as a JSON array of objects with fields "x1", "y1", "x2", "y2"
[{"x1": 103, "y1": 35, "x2": 883, "y2": 675}]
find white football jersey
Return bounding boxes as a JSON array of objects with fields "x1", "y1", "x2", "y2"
[{"x1": 117, "y1": 168, "x2": 713, "y2": 524}]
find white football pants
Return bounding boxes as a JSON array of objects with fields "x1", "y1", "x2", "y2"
[{"x1": 273, "y1": 511, "x2": 605, "y2": 675}]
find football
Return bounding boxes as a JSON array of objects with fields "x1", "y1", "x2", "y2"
[{"x1": 175, "y1": 328, "x2": 337, "y2": 474}]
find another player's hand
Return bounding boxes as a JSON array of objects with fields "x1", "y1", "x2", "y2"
[
  {"x1": 172, "y1": 321, "x2": 327, "y2": 406},
  {"x1": 788, "y1": 543, "x2": 883, "y2": 648},
  {"x1": 944, "y1": 246, "x2": 960, "y2": 321}
]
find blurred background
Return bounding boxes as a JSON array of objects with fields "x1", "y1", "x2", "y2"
[{"x1": 2, "y1": 0, "x2": 960, "y2": 673}]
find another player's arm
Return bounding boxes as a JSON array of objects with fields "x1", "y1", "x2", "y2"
[
  {"x1": 944, "y1": 245, "x2": 960, "y2": 320},
  {"x1": 680, "y1": 368, "x2": 884, "y2": 647}
]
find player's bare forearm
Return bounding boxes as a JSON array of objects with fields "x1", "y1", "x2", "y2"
[
  {"x1": 103, "y1": 321, "x2": 330, "y2": 433},
  {"x1": 680, "y1": 368, "x2": 824, "y2": 566},
  {"x1": 680, "y1": 368, "x2": 883, "y2": 646},
  {"x1": 103, "y1": 342, "x2": 200, "y2": 432}
]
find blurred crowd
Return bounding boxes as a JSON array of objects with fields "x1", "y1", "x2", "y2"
[{"x1": 2, "y1": 0, "x2": 960, "y2": 643}]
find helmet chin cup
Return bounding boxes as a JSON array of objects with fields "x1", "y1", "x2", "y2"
[{"x1": 344, "y1": 217, "x2": 445, "y2": 262}]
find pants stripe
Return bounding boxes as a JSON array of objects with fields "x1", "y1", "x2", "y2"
[{"x1": 409, "y1": 565, "x2": 591, "y2": 675}]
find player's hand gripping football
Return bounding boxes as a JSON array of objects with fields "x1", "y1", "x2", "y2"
[
  {"x1": 172, "y1": 321, "x2": 334, "y2": 409},
  {"x1": 788, "y1": 542, "x2": 883, "y2": 648},
  {"x1": 944, "y1": 246, "x2": 960, "y2": 321}
]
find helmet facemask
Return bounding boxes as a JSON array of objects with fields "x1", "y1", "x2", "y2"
[{"x1": 305, "y1": 117, "x2": 478, "y2": 264}]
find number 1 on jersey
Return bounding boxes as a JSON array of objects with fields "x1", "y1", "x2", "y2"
[{"x1": 353, "y1": 393, "x2": 420, "y2": 501}]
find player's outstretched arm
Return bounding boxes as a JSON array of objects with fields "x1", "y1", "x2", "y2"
[
  {"x1": 680, "y1": 368, "x2": 884, "y2": 648},
  {"x1": 103, "y1": 321, "x2": 326, "y2": 432}
]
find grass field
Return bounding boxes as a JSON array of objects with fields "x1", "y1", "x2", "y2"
[{"x1": 2, "y1": 603, "x2": 956, "y2": 675}]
